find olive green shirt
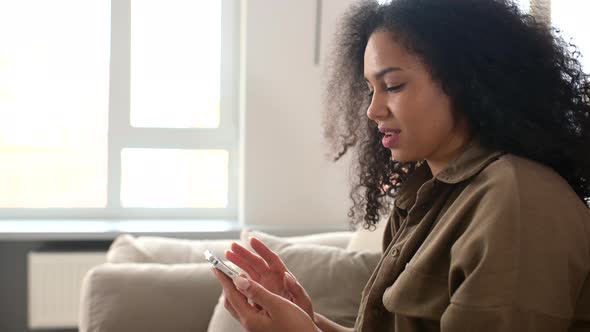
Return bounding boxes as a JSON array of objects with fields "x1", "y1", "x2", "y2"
[{"x1": 355, "y1": 142, "x2": 590, "y2": 331}]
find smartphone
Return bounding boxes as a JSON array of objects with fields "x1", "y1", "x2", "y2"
[{"x1": 204, "y1": 249, "x2": 240, "y2": 280}]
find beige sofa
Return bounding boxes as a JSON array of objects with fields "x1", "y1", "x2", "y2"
[{"x1": 79, "y1": 226, "x2": 385, "y2": 332}]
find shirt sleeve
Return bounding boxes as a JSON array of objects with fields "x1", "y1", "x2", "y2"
[{"x1": 439, "y1": 168, "x2": 590, "y2": 332}]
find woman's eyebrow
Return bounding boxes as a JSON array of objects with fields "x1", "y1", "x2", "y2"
[{"x1": 371, "y1": 66, "x2": 403, "y2": 80}]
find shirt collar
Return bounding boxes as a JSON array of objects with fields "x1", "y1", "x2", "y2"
[
  {"x1": 394, "y1": 162, "x2": 432, "y2": 210},
  {"x1": 394, "y1": 140, "x2": 504, "y2": 210}
]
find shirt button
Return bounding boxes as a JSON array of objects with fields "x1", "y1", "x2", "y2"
[{"x1": 391, "y1": 248, "x2": 400, "y2": 257}]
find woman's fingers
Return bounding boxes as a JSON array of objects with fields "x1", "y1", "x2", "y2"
[
  {"x1": 283, "y1": 272, "x2": 314, "y2": 317},
  {"x1": 212, "y1": 269, "x2": 258, "y2": 319},
  {"x1": 213, "y1": 268, "x2": 318, "y2": 332},
  {"x1": 228, "y1": 242, "x2": 269, "y2": 274},
  {"x1": 284, "y1": 272, "x2": 304, "y2": 299},
  {"x1": 227, "y1": 238, "x2": 288, "y2": 275},
  {"x1": 225, "y1": 250, "x2": 261, "y2": 280},
  {"x1": 250, "y1": 237, "x2": 288, "y2": 271},
  {"x1": 234, "y1": 277, "x2": 320, "y2": 332},
  {"x1": 223, "y1": 295, "x2": 239, "y2": 320}
]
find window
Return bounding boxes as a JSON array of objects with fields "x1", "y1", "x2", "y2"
[
  {"x1": 0, "y1": 0, "x2": 239, "y2": 219},
  {"x1": 517, "y1": 0, "x2": 531, "y2": 12},
  {"x1": 551, "y1": 0, "x2": 590, "y2": 72}
]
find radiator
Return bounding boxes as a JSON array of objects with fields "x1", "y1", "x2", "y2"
[{"x1": 27, "y1": 252, "x2": 106, "y2": 329}]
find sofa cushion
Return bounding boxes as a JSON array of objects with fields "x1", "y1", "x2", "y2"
[
  {"x1": 80, "y1": 263, "x2": 221, "y2": 332},
  {"x1": 107, "y1": 232, "x2": 353, "y2": 265},
  {"x1": 107, "y1": 234, "x2": 236, "y2": 264},
  {"x1": 346, "y1": 220, "x2": 388, "y2": 252},
  {"x1": 207, "y1": 230, "x2": 381, "y2": 331}
]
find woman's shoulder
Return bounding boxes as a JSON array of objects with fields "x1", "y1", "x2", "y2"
[
  {"x1": 480, "y1": 153, "x2": 564, "y2": 182},
  {"x1": 454, "y1": 152, "x2": 590, "y2": 249},
  {"x1": 467, "y1": 153, "x2": 589, "y2": 219}
]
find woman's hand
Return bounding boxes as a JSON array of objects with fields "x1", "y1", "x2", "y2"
[
  {"x1": 225, "y1": 237, "x2": 314, "y2": 317},
  {"x1": 212, "y1": 269, "x2": 320, "y2": 332}
]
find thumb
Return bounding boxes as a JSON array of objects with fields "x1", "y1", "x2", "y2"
[{"x1": 234, "y1": 276, "x2": 281, "y2": 309}]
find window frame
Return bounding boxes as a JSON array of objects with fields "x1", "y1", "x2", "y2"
[{"x1": 0, "y1": 0, "x2": 240, "y2": 220}]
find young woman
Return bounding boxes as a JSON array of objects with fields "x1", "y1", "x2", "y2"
[{"x1": 212, "y1": 0, "x2": 590, "y2": 331}]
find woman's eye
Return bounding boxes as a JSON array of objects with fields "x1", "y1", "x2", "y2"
[{"x1": 386, "y1": 84, "x2": 405, "y2": 92}]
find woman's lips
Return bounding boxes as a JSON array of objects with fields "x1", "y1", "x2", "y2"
[{"x1": 382, "y1": 131, "x2": 400, "y2": 148}]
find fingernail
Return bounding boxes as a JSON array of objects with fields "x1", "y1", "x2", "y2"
[{"x1": 234, "y1": 276, "x2": 250, "y2": 290}]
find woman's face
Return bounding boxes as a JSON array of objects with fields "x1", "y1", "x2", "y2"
[{"x1": 364, "y1": 29, "x2": 470, "y2": 174}]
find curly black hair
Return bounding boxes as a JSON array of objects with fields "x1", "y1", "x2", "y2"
[{"x1": 324, "y1": 0, "x2": 590, "y2": 229}]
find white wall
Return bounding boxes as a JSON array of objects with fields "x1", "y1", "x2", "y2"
[{"x1": 239, "y1": 0, "x2": 357, "y2": 229}]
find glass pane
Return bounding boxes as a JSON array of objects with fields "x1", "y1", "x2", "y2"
[
  {"x1": 552, "y1": 0, "x2": 590, "y2": 72},
  {"x1": 130, "y1": 0, "x2": 221, "y2": 128},
  {"x1": 0, "y1": 1, "x2": 110, "y2": 208},
  {"x1": 121, "y1": 149, "x2": 228, "y2": 208}
]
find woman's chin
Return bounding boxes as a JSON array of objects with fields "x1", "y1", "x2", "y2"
[{"x1": 390, "y1": 150, "x2": 412, "y2": 163}]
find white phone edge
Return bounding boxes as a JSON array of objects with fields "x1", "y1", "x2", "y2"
[{"x1": 204, "y1": 249, "x2": 239, "y2": 280}]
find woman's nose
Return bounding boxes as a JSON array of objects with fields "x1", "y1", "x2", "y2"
[{"x1": 366, "y1": 93, "x2": 389, "y2": 121}]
